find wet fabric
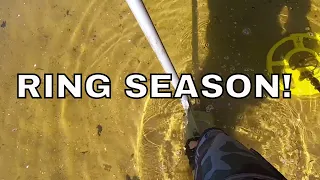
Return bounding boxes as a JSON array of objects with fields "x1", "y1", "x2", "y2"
[{"x1": 194, "y1": 128, "x2": 287, "y2": 180}]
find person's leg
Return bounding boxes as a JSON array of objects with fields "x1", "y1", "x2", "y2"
[{"x1": 186, "y1": 128, "x2": 286, "y2": 180}]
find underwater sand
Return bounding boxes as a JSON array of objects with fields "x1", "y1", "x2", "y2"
[{"x1": 0, "y1": 0, "x2": 319, "y2": 179}]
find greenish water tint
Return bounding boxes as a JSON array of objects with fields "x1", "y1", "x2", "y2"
[{"x1": 0, "y1": 0, "x2": 319, "y2": 179}]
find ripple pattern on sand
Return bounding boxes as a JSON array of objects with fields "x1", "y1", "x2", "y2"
[{"x1": 235, "y1": 98, "x2": 320, "y2": 179}]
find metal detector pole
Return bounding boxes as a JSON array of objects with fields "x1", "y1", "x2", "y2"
[
  {"x1": 125, "y1": 0, "x2": 190, "y2": 111},
  {"x1": 126, "y1": 0, "x2": 201, "y2": 138}
]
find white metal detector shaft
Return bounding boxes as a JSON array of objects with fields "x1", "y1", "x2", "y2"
[
  {"x1": 126, "y1": 0, "x2": 203, "y2": 139},
  {"x1": 125, "y1": 0, "x2": 190, "y2": 112}
]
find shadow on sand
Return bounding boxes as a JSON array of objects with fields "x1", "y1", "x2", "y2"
[{"x1": 193, "y1": 0, "x2": 312, "y2": 135}]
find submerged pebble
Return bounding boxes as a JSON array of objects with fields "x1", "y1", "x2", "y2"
[
  {"x1": 242, "y1": 28, "x2": 251, "y2": 36},
  {"x1": 103, "y1": 164, "x2": 112, "y2": 171},
  {"x1": 96, "y1": 125, "x2": 102, "y2": 136},
  {"x1": 206, "y1": 105, "x2": 214, "y2": 113},
  {"x1": 126, "y1": 175, "x2": 140, "y2": 180},
  {"x1": 1, "y1": 21, "x2": 6, "y2": 28}
]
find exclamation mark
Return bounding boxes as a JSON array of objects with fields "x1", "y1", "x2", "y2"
[{"x1": 283, "y1": 74, "x2": 292, "y2": 98}]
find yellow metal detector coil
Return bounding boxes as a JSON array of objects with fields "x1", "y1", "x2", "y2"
[{"x1": 267, "y1": 33, "x2": 320, "y2": 97}]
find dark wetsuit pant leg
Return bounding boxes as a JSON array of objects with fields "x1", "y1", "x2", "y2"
[{"x1": 194, "y1": 128, "x2": 286, "y2": 180}]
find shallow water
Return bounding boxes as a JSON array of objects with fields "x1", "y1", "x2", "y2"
[{"x1": 0, "y1": 0, "x2": 319, "y2": 180}]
